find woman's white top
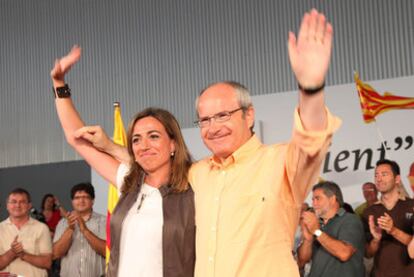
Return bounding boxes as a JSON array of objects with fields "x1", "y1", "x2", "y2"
[{"x1": 116, "y1": 163, "x2": 163, "y2": 277}]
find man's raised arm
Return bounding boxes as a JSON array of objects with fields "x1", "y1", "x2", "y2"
[{"x1": 288, "y1": 9, "x2": 333, "y2": 131}]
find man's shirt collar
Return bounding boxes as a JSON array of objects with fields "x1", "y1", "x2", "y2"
[
  {"x1": 209, "y1": 134, "x2": 261, "y2": 169},
  {"x1": 374, "y1": 190, "x2": 407, "y2": 205},
  {"x1": 319, "y1": 207, "x2": 346, "y2": 226}
]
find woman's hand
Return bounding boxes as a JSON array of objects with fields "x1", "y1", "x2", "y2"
[{"x1": 50, "y1": 45, "x2": 82, "y2": 88}]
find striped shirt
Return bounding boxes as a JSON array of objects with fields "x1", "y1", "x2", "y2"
[{"x1": 53, "y1": 212, "x2": 106, "y2": 277}]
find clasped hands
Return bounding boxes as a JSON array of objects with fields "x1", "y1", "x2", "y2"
[
  {"x1": 10, "y1": 236, "x2": 26, "y2": 260},
  {"x1": 300, "y1": 211, "x2": 321, "y2": 241},
  {"x1": 368, "y1": 213, "x2": 395, "y2": 241},
  {"x1": 66, "y1": 211, "x2": 88, "y2": 233}
]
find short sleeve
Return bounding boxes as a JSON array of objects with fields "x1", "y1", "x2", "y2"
[
  {"x1": 38, "y1": 223, "x2": 53, "y2": 254},
  {"x1": 97, "y1": 215, "x2": 107, "y2": 240},
  {"x1": 53, "y1": 218, "x2": 67, "y2": 243},
  {"x1": 116, "y1": 163, "x2": 130, "y2": 190},
  {"x1": 337, "y1": 214, "x2": 365, "y2": 248},
  {"x1": 0, "y1": 224, "x2": 5, "y2": 254}
]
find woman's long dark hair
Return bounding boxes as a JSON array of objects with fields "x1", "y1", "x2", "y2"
[
  {"x1": 41, "y1": 193, "x2": 55, "y2": 211},
  {"x1": 121, "y1": 107, "x2": 193, "y2": 194}
]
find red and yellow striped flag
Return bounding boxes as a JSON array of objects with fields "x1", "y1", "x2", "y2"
[
  {"x1": 106, "y1": 102, "x2": 127, "y2": 266},
  {"x1": 354, "y1": 73, "x2": 414, "y2": 123}
]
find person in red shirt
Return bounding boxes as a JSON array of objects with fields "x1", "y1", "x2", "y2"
[{"x1": 39, "y1": 194, "x2": 66, "y2": 236}]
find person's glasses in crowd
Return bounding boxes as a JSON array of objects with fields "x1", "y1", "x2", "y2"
[
  {"x1": 194, "y1": 107, "x2": 244, "y2": 128},
  {"x1": 8, "y1": 200, "x2": 29, "y2": 205},
  {"x1": 73, "y1": 195, "x2": 91, "y2": 200}
]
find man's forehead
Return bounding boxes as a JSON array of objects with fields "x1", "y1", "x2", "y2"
[
  {"x1": 200, "y1": 83, "x2": 236, "y2": 100},
  {"x1": 375, "y1": 164, "x2": 392, "y2": 172},
  {"x1": 9, "y1": 193, "x2": 28, "y2": 200},
  {"x1": 74, "y1": 190, "x2": 90, "y2": 196},
  {"x1": 313, "y1": 188, "x2": 325, "y2": 196},
  {"x1": 198, "y1": 86, "x2": 238, "y2": 113},
  {"x1": 363, "y1": 183, "x2": 375, "y2": 189}
]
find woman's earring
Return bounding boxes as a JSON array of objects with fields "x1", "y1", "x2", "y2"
[{"x1": 170, "y1": 152, "x2": 175, "y2": 157}]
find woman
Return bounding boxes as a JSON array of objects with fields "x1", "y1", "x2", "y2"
[
  {"x1": 39, "y1": 194, "x2": 65, "y2": 236},
  {"x1": 50, "y1": 46, "x2": 195, "y2": 277}
]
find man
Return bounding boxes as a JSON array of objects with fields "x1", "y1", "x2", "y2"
[
  {"x1": 297, "y1": 181, "x2": 365, "y2": 277},
  {"x1": 187, "y1": 9, "x2": 341, "y2": 276},
  {"x1": 0, "y1": 188, "x2": 52, "y2": 277},
  {"x1": 353, "y1": 182, "x2": 378, "y2": 277},
  {"x1": 355, "y1": 182, "x2": 378, "y2": 277},
  {"x1": 53, "y1": 183, "x2": 106, "y2": 277},
  {"x1": 363, "y1": 159, "x2": 414, "y2": 277},
  {"x1": 77, "y1": 9, "x2": 340, "y2": 276},
  {"x1": 355, "y1": 182, "x2": 378, "y2": 218}
]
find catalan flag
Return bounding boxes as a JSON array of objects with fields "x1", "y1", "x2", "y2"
[
  {"x1": 106, "y1": 102, "x2": 127, "y2": 267},
  {"x1": 354, "y1": 73, "x2": 414, "y2": 123}
]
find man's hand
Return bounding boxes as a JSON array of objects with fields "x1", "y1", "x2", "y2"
[
  {"x1": 50, "y1": 45, "x2": 82, "y2": 88},
  {"x1": 300, "y1": 219, "x2": 314, "y2": 242},
  {"x1": 10, "y1": 236, "x2": 24, "y2": 258},
  {"x1": 66, "y1": 211, "x2": 79, "y2": 230},
  {"x1": 368, "y1": 215, "x2": 382, "y2": 241},
  {"x1": 377, "y1": 213, "x2": 394, "y2": 234},
  {"x1": 75, "y1": 125, "x2": 113, "y2": 152},
  {"x1": 301, "y1": 210, "x2": 320, "y2": 234},
  {"x1": 77, "y1": 215, "x2": 88, "y2": 233},
  {"x1": 288, "y1": 9, "x2": 333, "y2": 88}
]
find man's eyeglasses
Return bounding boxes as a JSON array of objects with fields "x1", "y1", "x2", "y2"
[
  {"x1": 73, "y1": 195, "x2": 91, "y2": 200},
  {"x1": 194, "y1": 107, "x2": 244, "y2": 128},
  {"x1": 8, "y1": 200, "x2": 29, "y2": 205}
]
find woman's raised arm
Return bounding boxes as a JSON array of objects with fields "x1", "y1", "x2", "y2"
[{"x1": 51, "y1": 46, "x2": 120, "y2": 185}]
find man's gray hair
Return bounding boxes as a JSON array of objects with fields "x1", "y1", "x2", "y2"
[{"x1": 312, "y1": 181, "x2": 344, "y2": 207}]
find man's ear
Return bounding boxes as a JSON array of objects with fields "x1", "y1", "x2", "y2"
[
  {"x1": 245, "y1": 106, "x2": 255, "y2": 129},
  {"x1": 395, "y1": 175, "x2": 401, "y2": 184},
  {"x1": 329, "y1": 195, "x2": 337, "y2": 207}
]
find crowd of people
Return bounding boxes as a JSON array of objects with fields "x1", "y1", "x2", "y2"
[
  {"x1": 0, "y1": 183, "x2": 106, "y2": 277},
  {"x1": 0, "y1": 8, "x2": 413, "y2": 277},
  {"x1": 294, "y1": 159, "x2": 414, "y2": 277},
  {"x1": 1, "y1": 162, "x2": 413, "y2": 277}
]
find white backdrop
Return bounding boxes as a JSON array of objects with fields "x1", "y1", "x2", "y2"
[{"x1": 93, "y1": 76, "x2": 414, "y2": 214}]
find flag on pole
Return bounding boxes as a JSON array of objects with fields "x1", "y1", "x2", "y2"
[
  {"x1": 106, "y1": 102, "x2": 127, "y2": 267},
  {"x1": 354, "y1": 73, "x2": 414, "y2": 123}
]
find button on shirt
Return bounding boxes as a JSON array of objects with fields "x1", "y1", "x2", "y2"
[
  {"x1": 53, "y1": 212, "x2": 106, "y2": 277},
  {"x1": 189, "y1": 108, "x2": 341, "y2": 277}
]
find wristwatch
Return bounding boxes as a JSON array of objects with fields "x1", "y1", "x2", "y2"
[
  {"x1": 314, "y1": 229, "x2": 323, "y2": 237},
  {"x1": 54, "y1": 84, "x2": 71, "y2": 98}
]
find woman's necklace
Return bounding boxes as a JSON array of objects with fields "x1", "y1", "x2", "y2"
[{"x1": 136, "y1": 186, "x2": 159, "y2": 213}]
